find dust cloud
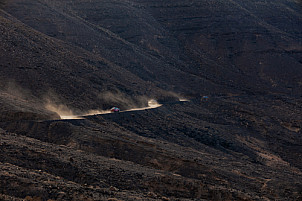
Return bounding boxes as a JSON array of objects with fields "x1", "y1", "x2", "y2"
[
  {"x1": 124, "y1": 99, "x2": 162, "y2": 112},
  {"x1": 178, "y1": 98, "x2": 189, "y2": 102},
  {"x1": 45, "y1": 99, "x2": 162, "y2": 120},
  {"x1": 0, "y1": 80, "x2": 48, "y2": 113},
  {"x1": 45, "y1": 102, "x2": 83, "y2": 120},
  {"x1": 44, "y1": 89, "x2": 189, "y2": 119},
  {"x1": 98, "y1": 90, "x2": 148, "y2": 109},
  {"x1": 83, "y1": 99, "x2": 162, "y2": 116},
  {"x1": 3, "y1": 81, "x2": 34, "y2": 101}
]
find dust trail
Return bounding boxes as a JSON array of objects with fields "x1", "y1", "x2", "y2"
[
  {"x1": 60, "y1": 115, "x2": 84, "y2": 119},
  {"x1": 178, "y1": 98, "x2": 189, "y2": 102},
  {"x1": 84, "y1": 99, "x2": 162, "y2": 115},
  {"x1": 85, "y1": 109, "x2": 111, "y2": 116},
  {"x1": 45, "y1": 103, "x2": 84, "y2": 120},
  {"x1": 47, "y1": 99, "x2": 162, "y2": 120},
  {"x1": 125, "y1": 99, "x2": 162, "y2": 112}
]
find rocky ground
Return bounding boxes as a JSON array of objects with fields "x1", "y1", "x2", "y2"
[
  {"x1": 0, "y1": 0, "x2": 302, "y2": 200},
  {"x1": 1, "y1": 96, "x2": 302, "y2": 200}
]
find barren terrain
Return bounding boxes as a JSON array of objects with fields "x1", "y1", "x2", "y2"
[{"x1": 0, "y1": 0, "x2": 302, "y2": 200}]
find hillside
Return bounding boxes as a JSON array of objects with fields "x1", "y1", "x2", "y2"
[{"x1": 0, "y1": 0, "x2": 302, "y2": 200}]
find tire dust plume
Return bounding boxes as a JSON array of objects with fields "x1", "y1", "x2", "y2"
[{"x1": 46, "y1": 99, "x2": 162, "y2": 120}]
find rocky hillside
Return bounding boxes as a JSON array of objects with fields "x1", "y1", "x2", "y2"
[
  {"x1": 1, "y1": 0, "x2": 301, "y2": 114},
  {"x1": 0, "y1": 0, "x2": 302, "y2": 200},
  {"x1": 1, "y1": 97, "x2": 302, "y2": 200}
]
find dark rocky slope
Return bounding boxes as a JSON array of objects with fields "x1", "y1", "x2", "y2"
[
  {"x1": 0, "y1": 9, "x2": 168, "y2": 113},
  {"x1": 4, "y1": 0, "x2": 301, "y2": 97},
  {"x1": 1, "y1": 96, "x2": 302, "y2": 200},
  {"x1": 1, "y1": 0, "x2": 300, "y2": 114},
  {"x1": 0, "y1": 0, "x2": 302, "y2": 200}
]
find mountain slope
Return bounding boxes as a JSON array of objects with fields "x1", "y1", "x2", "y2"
[
  {"x1": 0, "y1": 0, "x2": 302, "y2": 200},
  {"x1": 1, "y1": 97, "x2": 302, "y2": 200},
  {"x1": 1, "y1": 0, "x2": 301, "y2": 117},
  {"x1": 0, "y1": 9, "x2": 171, "y2": 117}
]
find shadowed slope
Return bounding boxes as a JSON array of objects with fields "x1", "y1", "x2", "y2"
[
  {"x1": 1, "y1": 0, "x2": 301, "y2": 118},
  {"x1": 0, "y1": 0, "x2": 302, "y2": 200},
  {"x1": 0, "y1": 10, "x2": 174, "y2": 118},
  {"x1": 1, "y1": 96, "x2": 302, "y2": 200}
]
